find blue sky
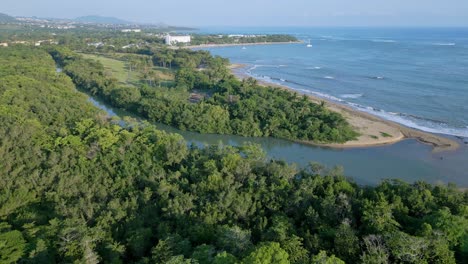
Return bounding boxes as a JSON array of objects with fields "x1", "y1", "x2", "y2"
[{"x1": 2, "y1": 0, "x2": 468, "y2": 26}]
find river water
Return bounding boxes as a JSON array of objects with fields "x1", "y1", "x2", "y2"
[{"x1": 89, "y1": 97, "x2": 468, "y2": 186}]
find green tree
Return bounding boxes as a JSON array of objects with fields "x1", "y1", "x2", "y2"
[
  {"x1": 0, "y1": 224, "x2": 26, "y2": 264},
  {"x1": 333, "y1": 222, "x2": 359, "y2": 262},
  {"x1": 213, "y1": 251, "x2": 238, "y2": 264},
  {"x1": 191, "y1": 244, "x2": 215, "y2": 264},
  {"x1": 216, "y1": 225, "x2": 252, "y2": 257},
  {"x1": 360, "y1": 235, "x2": 389, "y2": 264},
  {"x1": 361, "y1": 194, "x2": 400, "y2": 234},
  {"x1": 310, "y1": 251, "x2": 345, "y2": 264},
  {"x1": 242, "y1": 242, "x2": 289, "y2": 264}
]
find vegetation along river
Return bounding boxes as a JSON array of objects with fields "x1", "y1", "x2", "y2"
[{"x1": 88, "y1": 96, "x2": 468, "y2": 187}]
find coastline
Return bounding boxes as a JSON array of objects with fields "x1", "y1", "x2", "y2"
[
  {"x1": 229, "y1": 64, "x2": 460, "y2": 152},
  {"x1": 185, "y1": 41, "x2": 303, "y2": 49}
]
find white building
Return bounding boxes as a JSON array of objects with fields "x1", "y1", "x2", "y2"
[
  {"x1": 165, "y1": 35, "x2": 191, "y2": 45},
  {"x1": 122, "y1": 29, "x2": 141, "y2": 33},
  {"x1": 88, "y1": 42, "x2": 104, "y2": 47},
  {"x1": 0, "y1": 43, "x2": 8, "y2": 47}
]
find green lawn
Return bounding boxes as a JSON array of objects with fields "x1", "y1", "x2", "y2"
[
  {"x1": 81, "y1": 53, "x2": 140, "y2": 84},
  {"x1": 80, "y1": 53, "x2": 175, "y2": 87}
]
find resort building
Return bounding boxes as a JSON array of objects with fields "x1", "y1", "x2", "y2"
[
  {"x1": 0, "y1": 43, "x2": 8, "y2": 47},
  {"x1": 121, "y1": 29, "x2": 141, "y2": 33},
  {"x1": 88, "y1": 42, "x2": 104, "y2": 47},
  {"x1": 165, "y1": 35, "x2": 191, "y2": 45}
]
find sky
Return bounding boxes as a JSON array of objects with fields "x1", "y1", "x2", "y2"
[{"x1": 2, "y1": 0, "x2": 468, "y2": 27}]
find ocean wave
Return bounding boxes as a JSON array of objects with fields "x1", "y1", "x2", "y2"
[
  {"x1": 319, "y1": 36, "x2": 398, "y2": 43},
  {"x1": 324, "y1": 76, "x2": 335, "y2": 79},
  {"x1": 371, "y1": 39, "x2": 397, "y2": 43},
  {"x1": 244, "y1": 75, "x2": 468, "y2": 137},
  {"x1": 432, "y1": 43, "x2": 456, "y2": 46},
  {"x1": 295, "y1": 89, "x2": 344, "y2": 102},
  {"x1": 268, "y1": 81, "x2": 468, "y2": 137},
  {"x1": 248, "y1": 64, "x2": 287, "y2": 71},
  {"x1": 305, "y1": 66, "x2": 322, "y2": 70},
  {"x1": 340, "y1": 93, "x2": 363, "y2": 99},
  {"x1": 347, "y1": 103, "x2": 468, "y2": 137},
  {"x1": 282, "y1": 79, "x2": 309, "y2": 87},
  {"x1": 368, "y1": 76, "x2": 385, "y2": 80}
]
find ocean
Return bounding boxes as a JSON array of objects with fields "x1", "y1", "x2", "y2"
[
  {"x1": 88, "y1": 27, "x2": 468, "y2": 186},
  {"x1": 197, "y1": 27, "x2": 468, "y2": 138}
]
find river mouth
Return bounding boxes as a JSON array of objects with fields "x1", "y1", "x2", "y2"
[{"x1": 88, "y1": 96, "x2": 468, "y2": 187}]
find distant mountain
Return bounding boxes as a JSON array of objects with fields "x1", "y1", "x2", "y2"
[
  {"x1": 74, "y1": 15, "x2": 132, "y2": 24},
  {"x1": 0, "y1": 13, "x2": 17, "y2": 23}
]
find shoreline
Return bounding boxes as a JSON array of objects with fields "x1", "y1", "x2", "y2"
[
  {"x1": 229, "y1": 64, "x2": 460, "y2": 152},
  {"x1": 185, "y1": 41, "x2": 303, "y2": 49}
]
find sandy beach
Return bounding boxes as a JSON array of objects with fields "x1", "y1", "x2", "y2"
[{"x1": 229, "y1": 64, "x2": 459, "y2": 152}]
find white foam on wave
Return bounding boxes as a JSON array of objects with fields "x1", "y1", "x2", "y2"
[
  {"x1": 241, "y1": 65, "x2": 468, "y2": 138},
  {"x1": 299, "y1": 89, "x2": 344, "y2": 102},
  {"x1": 340, "y1": 93, "x2": 363, "y2": 99},
  {"x1": 348, "y1": 103, "x2": 468, "y2": 137},
  {"x1": 324, "y1": 76, "x2": 335, "y2": 79},
  {"x1": 249, "y1": 64, "x2": 287, "y2": 71},
  {"x1": 371, "y1": 39, "x2": 397, "y2": 43},
  {"x1": 284, "y1": 82, "x2": 468, "y2": 138},
  {"x1": 306, "y1": 66, "x2": 322, "y2": 70},
  {"x1": 433, "y1": 43, "x2": 456, "y2": 46}
]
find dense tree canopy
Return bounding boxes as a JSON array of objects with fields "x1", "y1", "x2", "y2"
[
  {"x1": 50, "y1": 47, "x2": 358, "y2": 143},
  {"x1": 0, "y1": 46, "x2": 467, "y2": 263},
  {"x1": 190, "y1": 34, "x2": 299, "y2": 46}
]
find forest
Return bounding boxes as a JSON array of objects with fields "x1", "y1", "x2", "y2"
[
  {"x1": 189, "y1": 34, "x2": 299, "y2": 46},
  {"x1": 0, "y1": 46, "x2": 467, "y2": 263},
  {"x1": 49, "y1": 46, "x2": 358, "y2": 143}
]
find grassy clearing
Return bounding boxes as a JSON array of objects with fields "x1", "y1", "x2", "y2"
[
  {"x1": 81, "y1": 53, "x2": 138, "y2": 84},
  {"x1": 80, "y1": 53, "x2": 175, "y2": 87},
  {"x1": 110, "y1": 52, "x2": 175, "y2": 82}
]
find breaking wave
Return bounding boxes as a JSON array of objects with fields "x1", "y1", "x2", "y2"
[
  {"x1": 340, "y1": 93, "x2": 363, "y2": 99},
  {"x1": 432, "y1": 43, "x2": 456, "y2": 46}
]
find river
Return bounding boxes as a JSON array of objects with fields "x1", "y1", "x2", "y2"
[{"x1": 88, "y1": 97, "x2": 468, "y2": 187}]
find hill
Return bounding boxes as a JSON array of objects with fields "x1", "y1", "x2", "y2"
[
  {"x1": 0, "y1": 12, "x2": 16, "y2": 23},
  {"x1": 74, "y1": 15, "x2": 131, "y2": 24}
]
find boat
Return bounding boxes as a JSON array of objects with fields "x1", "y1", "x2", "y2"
[
  {"x1": 242, "y1": 46, "x2": 247, "y2": 50},
  {"x1": 306, "y1": 39, "x2": 312, "y2": 48}
]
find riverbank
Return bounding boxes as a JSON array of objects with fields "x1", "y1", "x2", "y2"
[
  {"x1": 229, "y1": 64, "x2": 459, "y2": 152},
  {"x1": 185, "y1": 41, "x2": 303, "y2": 49}
]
